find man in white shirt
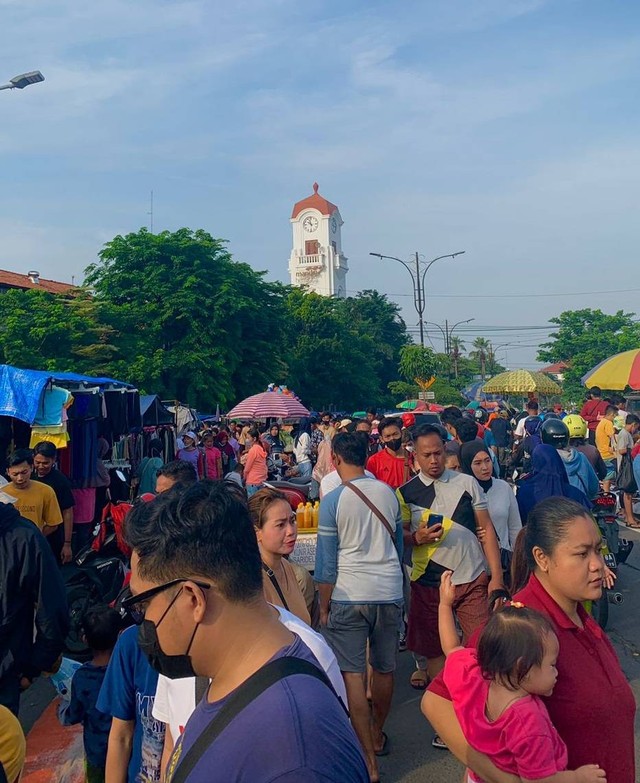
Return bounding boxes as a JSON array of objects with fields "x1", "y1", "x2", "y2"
[{"x1": 315, "y1": 432, "x2": 404, "y2": 782}]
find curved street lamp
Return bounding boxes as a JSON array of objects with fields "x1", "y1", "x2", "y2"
[
  {"x1": 0, "y1": 71, "x2": 45, "y2": 91},
  {"x1": 370, "y1": 250, "x2": 465, "y2": 347}
]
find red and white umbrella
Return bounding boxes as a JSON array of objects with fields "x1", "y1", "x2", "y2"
[{"x1": 226, "y1": 392, "x2": 310, "y2": 420}]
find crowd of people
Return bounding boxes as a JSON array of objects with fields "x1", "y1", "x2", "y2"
[{"x1": 0, "y1": 394, "x2": 637, "y2": 783}]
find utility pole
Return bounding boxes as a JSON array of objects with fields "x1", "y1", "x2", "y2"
[{"x1": 415, "y1": 252, "x2": 424, "y2": 348}]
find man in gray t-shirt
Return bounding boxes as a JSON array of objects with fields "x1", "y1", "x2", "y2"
[{"x1": 616, "y1": 414, "x2": 640, "y2": 527}]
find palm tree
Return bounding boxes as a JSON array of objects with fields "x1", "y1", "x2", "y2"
[
  {"x1": 449, "y1": 336, "x2": 465, "y2": 379},
  {"x1": 470, "y1": 337, "x2": 491, "y2": 380}
]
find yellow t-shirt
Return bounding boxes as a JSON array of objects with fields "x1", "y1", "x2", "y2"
[
  {"x1": 595, "y1": 418, "x2": 615, "y2": 461},
  {"x1": 3, "y1": 481, "x2": 63, "y2": 531}
]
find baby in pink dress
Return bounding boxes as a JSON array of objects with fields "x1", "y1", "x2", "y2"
[{"x1": 438, "y1": 571, "x2": 606, "y2": 783}]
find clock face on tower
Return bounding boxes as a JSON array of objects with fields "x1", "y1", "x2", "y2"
[
  {"x1": 303, "y1": 216, "x2": 318, "y2": 233},
  {"x1": 330, "y1": 217, "x2": 337, "y2": 233}
]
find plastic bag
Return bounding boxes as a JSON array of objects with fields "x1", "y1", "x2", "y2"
[
  {"x1": 49, "y1": 657, "x2": 82, "y2": 702},
  {"x1": 617, "y1": 453, "x2": 637, "y2": 494}
]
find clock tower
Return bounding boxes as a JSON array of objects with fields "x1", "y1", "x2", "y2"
[{"x1": 289, "y1": 183, "x2": 348, "y2": 297}]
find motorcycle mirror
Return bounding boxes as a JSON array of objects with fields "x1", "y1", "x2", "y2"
[{"x1": 116, "y1": 470, "x2": 126, "y2": 482}]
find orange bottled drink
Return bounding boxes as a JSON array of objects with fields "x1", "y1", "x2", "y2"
[{"x1": 296, "y1": 503, "x2": 306, "y2": 529}]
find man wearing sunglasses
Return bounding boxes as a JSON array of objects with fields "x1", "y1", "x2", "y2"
[{"x1": 120, "y1": 481, "x2": 368, "y2": 783}]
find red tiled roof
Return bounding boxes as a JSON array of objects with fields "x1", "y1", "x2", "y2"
[
  {"x1": 291, "y1": 182, "x2": 339, "y2": 219},
  {"x1": 0, "y1": 269, "x2": 74, "y2": 294},
  {"x1": 541, "y1": 361, "x2": 569, "y2": 374}
]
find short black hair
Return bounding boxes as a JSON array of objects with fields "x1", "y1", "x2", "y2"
[
  {"x1": 157, "y1": 460, "x2": 198, "y2": 485},
  {"x1": 477, "y1": 606, "x2": 555, "y2": 690},
  {"x1": 454, "y1": 418, "x2": 479, "y2": 444},
  {"x1": 81, "y1": 604, "x2": 122, "y2": 652},
  {"x1": 590, "y1": 386, "x2": 602, "y2": 397},
  {"x1": 626, "y1": 414, "x2": 640, "y2": 426},
  {"x1": 331, "y1": 432, "x2": 368, "y2": 467},
  {"x1": 526, "y1": 400, "x2": 539, "y2": 411},
  {"x1": 413, "y1": 424, "x2": 446, "y2": 445},
  {"x1": 378, "y1": 416, "x2": 402, "y2": 435},
  {"x1": 366, "y1": 407, "x2": 377, "y2": 416},
  {"x1": 33, "y1": 441, "x2": 57, "y2": 459},
  {"x1": 440, "y1": 406, "x2": 463, "y2": 426},
  {"x1": 8, "y1": 448, "x2": 33, "y2": 468},
  {"x1": 605, "y1": 404, "x2": 618, "y2": 416},
  {"x1": 125, "y1": 480, "x2": 263, "y2": 601}
]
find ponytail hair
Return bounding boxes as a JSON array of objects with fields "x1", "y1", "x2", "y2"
[{"x1": 510, "y1": 496, "x2": 593, "y2": 591}]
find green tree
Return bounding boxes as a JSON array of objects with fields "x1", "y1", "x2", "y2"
[
  {"x1": 398, "y1": 345, "x2": 443, "y2": 389},
  {"x1": 469, "y1": 337, "x2": 491, "y2": 380},
  {"x1": 0, "y1": 288, "x2": 119, "y2": 374},
  {"x1": 449, "y1": 336, "x2": 465, "y2": 379},
  {"x1": 84, "y1": 228, "x2": 286, "y2": 408},
  {"x1": 537, "y1": 308, "x2": 640, "y2": 400}
]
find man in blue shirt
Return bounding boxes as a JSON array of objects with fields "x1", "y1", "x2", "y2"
[{"x1": 121, "y1": 481, "x2": 368, "y2": 783}]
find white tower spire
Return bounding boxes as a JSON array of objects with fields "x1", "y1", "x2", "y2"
[{"x1": 289, "y1": 183, "x2": 348, "y2": 297}]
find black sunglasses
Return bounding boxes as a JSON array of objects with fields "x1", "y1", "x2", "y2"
[{"x1": 122, "y1": 578, "x2": 210, "y2": 625}]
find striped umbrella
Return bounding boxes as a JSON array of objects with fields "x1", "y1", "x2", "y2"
[
  {"x1": 582, "y1": 349, "x2": 640, "y2": 390},
  {"x1": 226, "y1": 392, "x2": 310, "y2": 420}
]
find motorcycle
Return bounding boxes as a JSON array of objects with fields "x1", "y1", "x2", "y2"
[
  {"x1": 62, "y1": 504, "x2": 131, "y2": 656},
  {"x1": 590, "y1": 493, "x2": 633, "y2": 629}
]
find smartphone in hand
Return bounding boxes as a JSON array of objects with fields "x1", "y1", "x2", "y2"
[{"x1": 427, "y1": 513, "x2": 444, "y2": 528}]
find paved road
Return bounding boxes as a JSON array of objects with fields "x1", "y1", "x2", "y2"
[
  {"x1": 378, "y1": 524, "x2": 640, "y2": 782},
  {"x1": 19, "y1": 526, "x2": 640, "y2": 781}
]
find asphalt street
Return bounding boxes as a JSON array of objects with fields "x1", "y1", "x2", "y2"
[{"x1": 18, "y1": 526, "x2": 640, "y2": 781}]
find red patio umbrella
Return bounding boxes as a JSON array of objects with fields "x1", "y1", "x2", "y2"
[{"x1": 226, "y1": 392, "x2": 310, "y2": 420}]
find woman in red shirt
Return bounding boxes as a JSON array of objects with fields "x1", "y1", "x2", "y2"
[{"x1": 422, "y1": 496, "x2": 636, "y2": 783}]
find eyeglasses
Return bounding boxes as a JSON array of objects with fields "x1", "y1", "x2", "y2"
[{"x1": 122, "y1": 578, "x2": 210, "y2": 625}]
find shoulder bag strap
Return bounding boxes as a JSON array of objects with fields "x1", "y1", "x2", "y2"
[
  {"x1": 170, "y1": 657, "x2": 346, "y2": 783},
  {"x1": 261, "y1": 562, "x2": 289, "y2": 610},
  {"x1": 344, "y1": 481, "x2": 396, "y2": 542}
]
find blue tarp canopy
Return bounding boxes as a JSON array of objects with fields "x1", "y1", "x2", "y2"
[
  {"x1": 140, "y1": 395, "x2": 174, "y2": 426},
  {"x1": 0, "y1": 364, "x2": 131, "y2": 424}
]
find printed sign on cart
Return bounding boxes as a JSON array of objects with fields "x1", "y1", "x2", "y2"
[{"x1": 290, "y1": 533, "x2": 317, "y2": 572}]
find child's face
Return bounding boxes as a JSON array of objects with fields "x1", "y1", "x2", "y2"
[
  {"x1": 522, "y1": 632, "x2": 559, "y2": 697},
  {"x1": 445, "y1": 455, "x2": 461, "y2": 472}
]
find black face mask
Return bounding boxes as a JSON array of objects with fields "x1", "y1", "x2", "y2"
[
  {"x1": 385, "y1": 438, "x2": 402, "y2": 452},
  {"x1": 137, "y1": 592, "x2": 199, "y2": 679}
]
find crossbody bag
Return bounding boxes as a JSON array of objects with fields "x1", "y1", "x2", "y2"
[
  {"x1": 343, "y1": 480, "x2": 401, "y2": 559},
  {"x1": 169, "y1": 657, "x2": 347, "y2": 783},
  {"x1": 261, "y1": 561, "x2": 289, "y2": 610}
]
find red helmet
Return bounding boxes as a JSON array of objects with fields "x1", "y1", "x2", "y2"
[{"x1": 401, "y1": 413, "x2": 416, "y2": 428}]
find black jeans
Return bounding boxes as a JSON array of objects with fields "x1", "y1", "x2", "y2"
[{"x1": 0, "y1": 675, "x2": 21, "y2": 716}]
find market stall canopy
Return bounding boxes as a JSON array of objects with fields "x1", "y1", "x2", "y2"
[
  {"x1": 0, "y1": 364, "x2": 131, "y2": 424},
  {"x1": 462, "y1": 380, "x2": 503, "y2": 403},
  {"x1": 482, "y1": 369, "x2": 561, "y2": 395},
  {"x1": 140, "y1": 395, "x2": 174, "y2": 426},
  {"x1": 582, "y1": 349, "x2": 640, "y2": 391},
  {"x1": 227, "y1": 391, "x2": 310, "y2": 420}
]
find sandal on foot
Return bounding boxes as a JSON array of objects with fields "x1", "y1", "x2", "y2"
[
  {"x1": 374, "y1": 731, "x2": 390, "y2": 757},
  {"x1": 432, "y1": 734, "x2": 448, "y2": 750},
  {"x1": 410, "y1": 669, "x2": 429, "y2": 690}
]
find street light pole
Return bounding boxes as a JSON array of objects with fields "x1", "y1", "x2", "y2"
[
  {"x1": 0, "y1": 71, "x2": 45, "y2": 91},
  {"x1": 370, "y1": 249, "x2": 466, "y2": 348}
]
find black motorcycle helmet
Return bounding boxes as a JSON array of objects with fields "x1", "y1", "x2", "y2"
[{"x1": 541, "y1": 417, "x2": 570, "y2": 449}]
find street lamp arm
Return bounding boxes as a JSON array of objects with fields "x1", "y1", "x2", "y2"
[
  {"x1": 423, "y1": 321, "x2": 447, "y2": 344},
  {"x1": 369, "y1": 252, "x2": 417, "y2": 285},
  {"x1": 450, "y1": 317, "x2": 475, "y2": 334},
  {"x1": 420, "y1": 251, "x2": 465, "y2": 291}
]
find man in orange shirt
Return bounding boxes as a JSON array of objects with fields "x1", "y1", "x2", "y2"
[{"x1": 366, "y1": 417, "x2": 413, "y2": 490}]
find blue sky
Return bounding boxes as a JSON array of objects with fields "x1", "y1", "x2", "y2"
[{"x1": 1, "y1": 0, "x2": 639, "y2": 370}]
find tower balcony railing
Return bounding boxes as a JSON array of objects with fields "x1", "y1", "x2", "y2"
[{"x1": 296, "y1": 253, "x2": 324, "y2": 265}]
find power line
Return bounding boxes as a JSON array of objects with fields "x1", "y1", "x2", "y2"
[{"x1": 347, "y1": 286, "x2": 640, "y2": 300}]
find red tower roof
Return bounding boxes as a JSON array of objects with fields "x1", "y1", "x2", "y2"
[{"x1": 291, "y1": 182, "x2": 338, "y2": 219}]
